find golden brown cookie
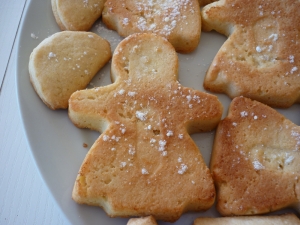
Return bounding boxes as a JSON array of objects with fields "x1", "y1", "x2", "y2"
[
  {"x1": 29, "y1": 31, "x2": 111, "y2": 109},
  {"x1": 211, "y1": 96, "x2": 300, "y2": 216},
  {"x1": 201, "y1": 0, "x2": 300, "y2": 108},
  {"x1": 51, "y1": 0, "x2": 106, "y2": 31},
  {"x1": 69, "y1": 33, "x2": 223, "y2": 222},
  {"x1": 102, "y1": 0, "x2": 201, "y2": 53}
]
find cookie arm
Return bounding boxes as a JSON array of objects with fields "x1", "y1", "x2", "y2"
[
  {"x1": 182, "y1": 88, "x2": 223, "y2": 134},
  {"x1": 68, "y1": 86, "x2": 116, "y2": 132},
  {"x1": 201, "y1": 0, "x2": 234, "y2": 36}
]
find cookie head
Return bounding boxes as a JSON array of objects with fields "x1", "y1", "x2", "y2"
[{"x1": 111, "y1": 34, "x2": 178, "y2": 84}]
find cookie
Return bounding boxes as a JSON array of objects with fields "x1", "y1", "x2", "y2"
[
  {"x1": 69, "y1": 33, "x2": 223, "y2": 221},
  {"x1": 194, "y1": 214, "x2": 300, "y2": 225},
  {"x1": 51, "y1": 0, "x2": 106, "y2": 31},
  {"x1": 201, "y1": 0, "x2": 300, "y2": 108},
  {"x1": 29, "y1": 31, "x2": 111, "y2": 109},
  {"x1": 102, "y1": 0, "x2": 201, "y2": 53},
  {"x1": 211, "y1": 96, "x2": 300, "y2": 215},
  {"x1": 127, "y1": 216, "x2": 157, "y2": 225}
]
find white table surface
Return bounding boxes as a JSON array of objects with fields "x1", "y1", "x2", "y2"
[{"x1": 0, "y1": 1, "x2": 68, "y2": 224}]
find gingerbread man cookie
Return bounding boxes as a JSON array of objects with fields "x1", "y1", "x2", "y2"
[
  {"x1": 202, "y1": 0, "x2": 300, "y2": 108},
  {"x1": 69, "y1": 33, "x2": 223, "y2": 221},
  {"x1": 102, "y1": 0, "x2": 201, "y2": 53},
  {"x1": 212, "y1": 96, "x2": 300, "y2": 216}
]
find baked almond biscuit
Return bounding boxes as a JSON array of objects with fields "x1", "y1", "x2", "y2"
[
  {"x1": 201, "y1": 0, "x2": 300, "y2": 108},
  {"x1": 194, "y1": 214, "x2": 300, "y2": 225},
  {"x1": 69, "y1": 33, "x2": 223, "y2": 221},
  {"x1": 127, "y1": 216, "x2": 157, "y2": 225},
  {"x1": 29, "y1": 31, "x2": 111, "y2": 110},
  {"x1": 211, "y1": 96, "x2": 300, "y2": 216},
  {"x1": 102, "y1": 0, "x2": 201, "y2": 53},
  {"x1": 51, "y1": 0, "x2": 106, "y2": 31}
]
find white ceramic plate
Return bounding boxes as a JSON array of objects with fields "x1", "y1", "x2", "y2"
[{"x1": 16, "y1": 0, "x2": 300, "y2": 224}]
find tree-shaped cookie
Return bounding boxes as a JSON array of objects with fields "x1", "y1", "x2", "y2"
[
  {"x1": 201, "y1": 0, "x2": 300, "y2": 108},
  {"x1": 211, "y1": 96, "x2": 300, "y2": 216},
  {"x1": 69, "y1": 33, "x2": 223, "y2": 222},
  {"x1": 102, "y1": 0, "x2": 202, "y2": 53}
]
